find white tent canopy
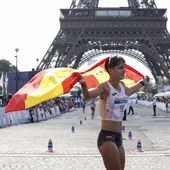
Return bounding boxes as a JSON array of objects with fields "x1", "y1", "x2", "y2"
[{"x1": 154, "y1": 91, "x2": 170, "y2": 98}]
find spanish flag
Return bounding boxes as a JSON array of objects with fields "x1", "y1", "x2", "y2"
[{"x1": 5, "y1": 57, "x2": 143, "y2": 112}]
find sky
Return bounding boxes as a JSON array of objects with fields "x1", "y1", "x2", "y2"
[{"x1": 0, "y1": 0, "x2": 170, "y2": 79}]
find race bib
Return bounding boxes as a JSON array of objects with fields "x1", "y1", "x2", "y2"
[{"x1": 114, "y1": 98, "x2": 127, "y2": 118}]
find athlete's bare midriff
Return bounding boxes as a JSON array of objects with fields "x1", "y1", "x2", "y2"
[{"x1": 101, "y1": 120, "x2": 122, "y2": 133}]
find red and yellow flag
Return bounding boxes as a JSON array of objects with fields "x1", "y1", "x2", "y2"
[{"x1": 5, "y1": 57, "x2": 144, "y2": 112}]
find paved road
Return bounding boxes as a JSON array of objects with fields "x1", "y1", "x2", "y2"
[{"x1": 0, "y1": 104, "x2": 170, "y2": 170}]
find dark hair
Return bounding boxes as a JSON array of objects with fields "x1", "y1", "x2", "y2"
[{"x1": 105, "y1": 55, "x2": 125, "y2": 73}]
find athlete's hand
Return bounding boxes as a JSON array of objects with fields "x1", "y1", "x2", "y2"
[
  {"x1": 79, "y1": 75, "x2": 86, "y2": 86},
  {"x1": 143, "y1": 76, "x2": 150, "y2": 84}
]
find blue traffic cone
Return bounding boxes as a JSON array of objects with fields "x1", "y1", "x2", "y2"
[
  {"x1": 72, "y1": 126, "x2": 75, "y2": 133},
  {"x1": 48, "y1": 139, "x2": 53, "y2": 152},
  {"x1": 128, "y1": 131, "x2": 133, "y2": 140},
  {"x1": 137, "y1": 139, "x2": 143, "y2": 152},
  {"x1": 122, "y1": 125, "x2": 125, "y2": 133}
]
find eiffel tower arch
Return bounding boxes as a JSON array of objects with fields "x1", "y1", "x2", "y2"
[{"x1": 37, "y1": 0, "x2": 170, "y2": 82}]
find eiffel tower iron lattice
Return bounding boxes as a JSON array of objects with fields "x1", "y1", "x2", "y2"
[{"x1": 37, "y1": 0, "x2": 170, "y2": 81}]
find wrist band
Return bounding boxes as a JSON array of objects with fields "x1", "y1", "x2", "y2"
[{"x1": 139, "y1": 81, "x2": 145, "y2": 87}]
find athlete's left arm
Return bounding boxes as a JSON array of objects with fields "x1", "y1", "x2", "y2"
[{"x1": 120, "y1": 76, "x2": 149, "y2": 96}]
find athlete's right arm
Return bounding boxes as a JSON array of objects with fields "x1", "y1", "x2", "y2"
[{"x1": 79, "y1": 76, "x2": 105, "y2": 100}]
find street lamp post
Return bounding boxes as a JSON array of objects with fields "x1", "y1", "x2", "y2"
[
  {"x1": 15, "y1": 48, "x2": 19, "y2": 92},
  {"x1": 36, "y1": 58, "x2": 39, "y2": 68}
]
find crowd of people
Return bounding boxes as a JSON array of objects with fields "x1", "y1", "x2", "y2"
[
  {"x1": 0, "y1": 93, "x2": 13, "y2": 107},
  {"x1": 28, "y1": 96, "x2": 85, "y2": 122}
]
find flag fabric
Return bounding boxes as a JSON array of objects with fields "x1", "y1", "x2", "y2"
[{"x1": 5, "y1": 57, "x2": 144, "y2": 113}]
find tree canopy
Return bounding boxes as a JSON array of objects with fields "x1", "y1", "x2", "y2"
[{"x1": 0, "y1": 59, "x2": 17, "y2": 74}]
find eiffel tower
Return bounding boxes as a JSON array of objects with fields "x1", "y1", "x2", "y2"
[{"x1": 37, "y1": 0, "x2": 170, "y2": 81}]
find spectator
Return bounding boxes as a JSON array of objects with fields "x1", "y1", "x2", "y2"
[
  {"x1": 128, "y1": 99, "x2": 134, "y2": 115},
  {"x1": 82, "y1": 99, "x2": 86, "y2": 114},
  {"x1": 165, "y1": 101, "x2": 168, "y2": 113},
  {"x1": 90, "y1": 99, "x2": 96, "y2": 119},
  {"x1": 152, "y1": 98, "x2": 157, "y2": 116}
]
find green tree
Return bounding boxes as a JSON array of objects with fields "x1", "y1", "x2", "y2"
[{"x1": 0, "y1": 59, "x2": 17, "y2": 74}]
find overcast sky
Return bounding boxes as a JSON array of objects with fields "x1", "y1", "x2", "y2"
[{"x1": 0, "y1": 0, "x2": 170, "y2": 77}]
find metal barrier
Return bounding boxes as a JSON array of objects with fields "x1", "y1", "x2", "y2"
[{"x1": 0, "y1": 106, "x2": 61, "y2": 128}]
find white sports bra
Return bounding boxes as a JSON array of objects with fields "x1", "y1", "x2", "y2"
[{"x1": 99, "y1": 82, "x2": 127, "y2": 122}]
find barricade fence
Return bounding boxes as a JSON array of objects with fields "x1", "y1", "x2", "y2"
[
  {"x1": 1, "y1": 100, "x2": 167, "y2": 128},
  {"x1": 0, "y1": 105, "x2": 61, "y2": 128},
  {"x1": 137, "y1": 100, "x2": 169, "y2": 112}
]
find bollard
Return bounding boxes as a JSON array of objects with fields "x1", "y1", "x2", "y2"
[
  {"x1": 85, "y1": 117, "x2": 87, "y2": 121},
  {"x1": 137, "y1": 139, "x2": 143, "y2": 152},
  {"x1": 122, "y1": 125, "x2": 125, "y2": 133},
  {"x1": 128, "y1": 131, "x2": 133, "y2": 140},
  {"x1": 48, "y1": 139, "x2": 53, "y2": 152},
  {"x1": 72, "y1": 126, "x2": 75, "y2": 133}
]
